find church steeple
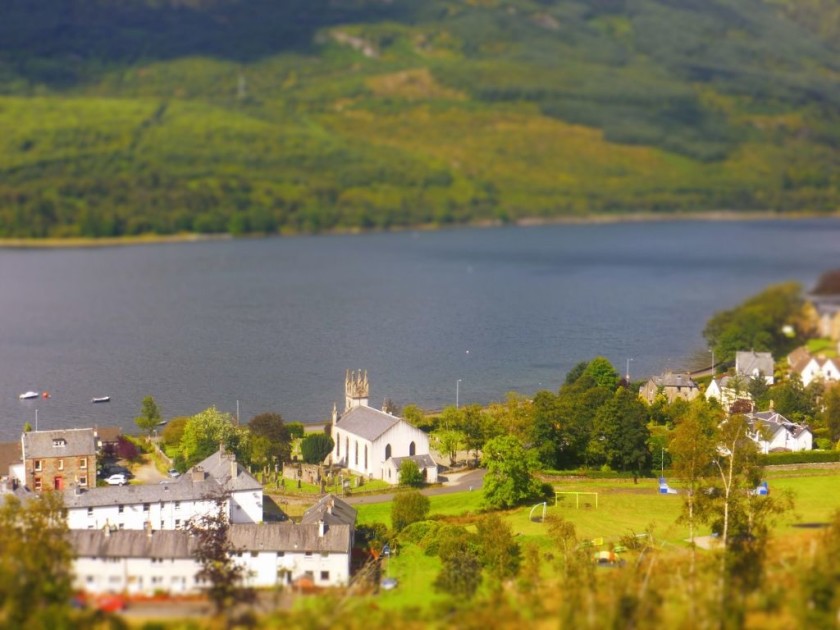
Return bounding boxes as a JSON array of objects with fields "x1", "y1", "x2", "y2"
[{"x1": 345, "y1": 369, "x2": 370, "y2": 411}]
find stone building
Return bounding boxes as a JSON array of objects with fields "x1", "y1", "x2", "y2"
[{"x1": 20, "y1": 428, "x2": 96, "y2": 492}]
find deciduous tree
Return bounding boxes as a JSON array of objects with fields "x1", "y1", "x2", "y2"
[
  {"x1": 247, "y1": 412, "x2": 291, "y2": 464},
  {"x1": 135, "y1": 395, "x2": 161, "y2": 438},
  {"x1": 180, "y1": 406, "x2": 249, "y2": 468},
  {"x1": 399, "y1": 459, "x2": 424, "y2": 487},
  {"x1": 482, "y1": 435, "x2": 541, "y2": 509}
]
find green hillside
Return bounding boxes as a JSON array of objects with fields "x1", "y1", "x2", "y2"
[{"x1": 1, "y1": 0, "x2": 839, "y2": 238}]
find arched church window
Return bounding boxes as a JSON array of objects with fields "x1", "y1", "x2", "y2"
[
  {"x1": 345, "y1": 437, "x2": 349, "y2": 460},
  {"x1": 355, "y1": 441, "x2": 359, "y2": 466},
  {"x1": 409, "y1": 441, "x2": 416, "y2": 456},
  {"x1": 336, "y1": 433, "x2": 340, "y2": 457},
  {"x1": 385, "y1": 444, "x2": 392, "y2": 460},
  {"x1": 364, "y1": 446, "x2": 368, "y2": 470}
]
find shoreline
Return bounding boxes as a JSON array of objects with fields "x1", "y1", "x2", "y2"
[{"x1": 1, "y1": 210, "x2": 838, "y2": 249}]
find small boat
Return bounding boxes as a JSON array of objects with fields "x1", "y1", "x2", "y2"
[
  {"x1": 19, "y1": 391, "x2": 39, "y2": 400},
  {"x1": 157, "y1": 420, "x2": 167, "y2": 426},
  {"x1": 91, "y1": 396, "x2": 111, "y2": 404}
]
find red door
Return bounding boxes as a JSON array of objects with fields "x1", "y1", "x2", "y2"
[{"x1": 54, "y1": 476, "x2": 64, "y2": 490}]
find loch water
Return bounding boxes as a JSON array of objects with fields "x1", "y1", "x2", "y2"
[{"x1": 1, "y1": 219, "x2": 838, "y2": 439}]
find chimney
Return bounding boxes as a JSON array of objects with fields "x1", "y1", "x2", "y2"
[
  {"x1": 318, "y1": 520, "x2": 326, "y2": 537},
  {"x1": 192, "y1": 466, "x2": 204, "y2": 483},
  {"x1": 230, "y1": 457, "x2": 238, "y2": 479},
  {"x1": 103, "y1": 524, "x2": 111, "y2": 538},
  {"x1": 145, "y1": 520, "x2": 153, "y2": 538},
  {"x1": 74, "y1": 484, "x2": 83, "y2": 496},
  {"x1": 327, "y1": 499, "x2": 334, "y2": 515}
]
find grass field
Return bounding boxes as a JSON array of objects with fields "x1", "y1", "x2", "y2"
[{"x1": 356, "y1": 469, "x2": 840, "y2": 612}]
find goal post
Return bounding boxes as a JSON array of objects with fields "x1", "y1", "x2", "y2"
[{"x1": 555, "y1": 491, "x2": 599, "y2": 509}]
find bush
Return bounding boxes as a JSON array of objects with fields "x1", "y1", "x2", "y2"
[
  {"x1": 761, "y1": 451, "x2": 840, "y2": 465},
  {"x1": 398, "y1": 520, "x2": 442, "y2": 546},
  {"x1": 391, "y1": 490, "x2": 430, "y2": 532},
  {"x1": 399, "y1": 459, "x2": 424, "y2": 487},
  {"x1": 300, "y1": 433, "x2": 334, "y2": 464},
  {"x1": 287, "y1": 422, "x2": 306, "y2": 440}
]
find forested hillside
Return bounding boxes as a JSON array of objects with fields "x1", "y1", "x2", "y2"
[{"x1": 1, "y1": 0, "x2": 839, "y2": 237}]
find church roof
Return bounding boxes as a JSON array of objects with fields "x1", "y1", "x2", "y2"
[
  {"x1": 389, "y1": 454, "x2": 437, "y2": 469},
  {"x1": 335, "y1": 405, "x2": 401, "y2": 442}
]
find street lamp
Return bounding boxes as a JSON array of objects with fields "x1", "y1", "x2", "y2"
[
  {"x1": 626, "y1": 358, "x2": 633, "y2": 382},
  {"x1": 456, "y1": 379, "x2": 462, "y2": 409}
]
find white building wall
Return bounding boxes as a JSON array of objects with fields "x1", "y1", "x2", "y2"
[
  {"x1": 230, "y1": 489, "x2": 263, "y2": 524},
  {"x1": 373, "y1": 423, "x2": 430, "y2": 480},
  {"x1": 235, "y1": 550, "x2": 350, "y2": 587},
  {"x1": 68, "y1": 497, "x2": 224, "y2": 531},
  {"x1": 334, "y1": 429, "x2": 374, "y2": 476}
]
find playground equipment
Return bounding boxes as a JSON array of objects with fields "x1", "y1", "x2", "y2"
[
  {"x1": 658, "y1": 477, "x2": 678, "y2": 495},
  {"x1": 529, "y1": 501, "x2": 547, "y2": 522},
  {"x1": 750, "y1": 481, "x2": 769, "y2": 496}
]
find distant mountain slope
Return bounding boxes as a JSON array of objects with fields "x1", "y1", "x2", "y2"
[{"x1": 0, "y1": 0, "x2": 838, "y2": 237}]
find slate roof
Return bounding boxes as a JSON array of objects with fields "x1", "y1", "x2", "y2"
[
  {"x1": 648, "y1": 373, "x2": 698, "y2": 389},
  {"x1": 746, "y1": 411, "x2": 811, "y2": 439},
  {"x1": 230, "y1": 522, "x2": 352, "y2": 554},
  {"x1": 196, "y1": 448, "x2": 262, "y2": 492},
  {"x1": 63, "y1": 448, "x2": 261, "y2": 508},
  {"x1": 70, "y1": 529, "x2": 195, "y2": 559},
  {"x1": 22, "y1": 428, "x2": 97, "y2": 459},
  {"x1": 335, "y1": 405, "x2": 401, "y2": 442},
  {"x1": 63, "y1": 476, "x2": 222, "y2": 509},
  {"x1": 301, "y1": 494, "x2": 356, "y2": 527},
  {"x1": 70, "y1": 523, "x2": 353, "y2": 557},
  {"x1": 94, "y1": 426, "x2": 122, "y2": 444},
  {"x1": 736, "y1": 351, "x2": 774, "y2": 379},
  {"x1": 389, "y1": 454, "x2": 437, "y2": 470},
  {"x1": 787, "y1": 346, "x2": 812, "y2": 369}
]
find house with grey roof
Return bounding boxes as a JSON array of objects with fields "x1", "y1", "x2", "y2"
[
  {"x1": 330, "y1": 371, "x2": 436, "y2": 485},
  {"x1": 71, "y1": 499, "x2": 353, "y2": 595},
  {"x1": 63, "y1": 447, "x2": 263, "y2": 530},
  {"x1": 19, "y1": 428, "x2": 96, "y2": 492},
  {"x1": 735, "y1": 351, "x2": 775, "y2": 385},
  {"x1": 639, "y1": 373, "x2": 700, "y2": 404},
  {"x1": 745, "y1": 410, "x2": 812, "y2": 453}
]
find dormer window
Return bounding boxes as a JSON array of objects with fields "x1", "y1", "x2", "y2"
[{"x1": 53, "y1": 438, "x2": 66, "y2": 448}]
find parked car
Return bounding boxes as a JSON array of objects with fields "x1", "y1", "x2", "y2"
[
  {"x1": 168, "y1": 468, "x2": 181, "y2": 478},
  {"x1": 105, "y1": 473, "x2": 127, "y2": 486}
]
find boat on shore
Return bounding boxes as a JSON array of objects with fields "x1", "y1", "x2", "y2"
[
  {"x1": 19, "y1": 391, "x2": 39, "y2": 400},
  {"x1": 91, "y1": 396, "x2": 111, "y2": 404}
]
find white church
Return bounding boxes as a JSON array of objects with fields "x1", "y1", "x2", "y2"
[{"x1": 331, "y1": 371, "x2": 437, "y2": 485}]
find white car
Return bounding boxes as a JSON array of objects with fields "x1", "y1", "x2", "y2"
[{"x1": 105, "y1": 474, "x2": 127, "y2": 486}]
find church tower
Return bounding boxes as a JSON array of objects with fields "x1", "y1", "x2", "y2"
[{"x1": 345, "y1": 369, "x2": 369, "y2": 411}]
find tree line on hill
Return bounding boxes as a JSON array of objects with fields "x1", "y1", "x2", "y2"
[{"x1": 2, "y1": 0, "x2": 840, "y2": 239}]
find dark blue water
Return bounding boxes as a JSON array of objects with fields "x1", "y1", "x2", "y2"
[{"x1": 1, "y1": 219, "x2": 838, "y2": 440}]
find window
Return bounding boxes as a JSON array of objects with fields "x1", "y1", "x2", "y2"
[
  {"x1": 320, "y1": 571, "x2": 330, "y2": 581},
  {"x1": 409, "y1": 441, "x2": 416, "y2": 456},
  {"x1": 118, "y1": 505, "x2": 124, "y2": 514},
  {"x1": 175, "y1": 519, "x2": 181, "y2": 529},
  {"x1": 58, "y1": 459, "x2": 64, "y2": 471},
  {"x1": 354, "y1": 442, "x2": 358, "y2": 466},
  {"x1": 304, "y1": 552, "x2": 313, "y2": 558},
  {"x1": 174, "y1": 501, "x2": 181, "y2": 510},
  {"x1": 385, "y1": 444, "x2": 392, "y2": 460},
  {"x1": 79, "y1": 458, "x2": 87, "y2": 469},
  {"x1": 250, "y1": 552, "x2": 258, "y2": 558},
  {"x1": 345, "y1": 437, "x2": 349, "y2": 459},
  {"x1": 143, "y1": 503, "x2": 150, "y2": 512},
  {"x1": 34, "y1": 460, "x2": 42, "y2": 472},
  {"x1": 87, "y1": 507, "x2": 93, "y2": 517},
  {"x1": 34, "y1": 477, "x2": 42, "y2": 491},
  {"x1": 320, "y1": 552, "x2": 329, "y2": 558},
  {"x1": 79, "y1": 475, "x2": 87, "y2": 486},
  {"x1": 336, "y1": 434, "x2": 340, "y2": 457},
  {"x1": 364, "y1": 446, "x2": 368, "y2": 470},
  {"x1": 276, "y1": 551, "x2": 285, "y2": 558},
  {"x1": 52, "y1": 438, "x2": 66, "y2": 448},
  {"x1": 86, "y1": 576, "x2": 94, "y2": 584},
  {"x1": 118, "y1": 523, "x2": 124, "y2": 530}
]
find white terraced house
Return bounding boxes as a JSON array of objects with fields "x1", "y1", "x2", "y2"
[
  {"x1": 70, "y1": 495, "x2": 356, "y2": 594},
  {"x1": 63, "y1": 447, "x2": 263, "y2": 530}
]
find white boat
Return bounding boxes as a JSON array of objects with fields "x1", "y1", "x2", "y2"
[
  {"x1": 91, "y1": 396, "x2": 111, "y2": 404},
  {"x1": 19, "y1": 391, "x2": 39, "y2": 400}
]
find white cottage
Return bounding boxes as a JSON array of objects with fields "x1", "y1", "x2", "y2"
[
  {"x1": 331, "y1": 371, "x2": 436, "y2": 485},
  {"x1": 745, "y1": 410, "x2": 812, "y2": 453}
]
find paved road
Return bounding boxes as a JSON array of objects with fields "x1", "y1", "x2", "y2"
[{"x1": 344, "y1": 468, "x2": 486, "y2": 506}]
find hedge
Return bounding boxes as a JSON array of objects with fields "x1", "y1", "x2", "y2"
[{"x1": 761, "y1": 450, "x2": 840, "y2": 466}]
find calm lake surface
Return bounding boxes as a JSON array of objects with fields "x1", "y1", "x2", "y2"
[{"x1": 1, "y1": 219, "x2": 838, "y2": 440}]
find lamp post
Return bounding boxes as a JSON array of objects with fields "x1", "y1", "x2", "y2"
[
  {"x1": 626, "y1": 358, "x2": 633, "y2": 382},
  {"x1": 456, "y1": 379, "x2": 462, "y2": 409}
]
